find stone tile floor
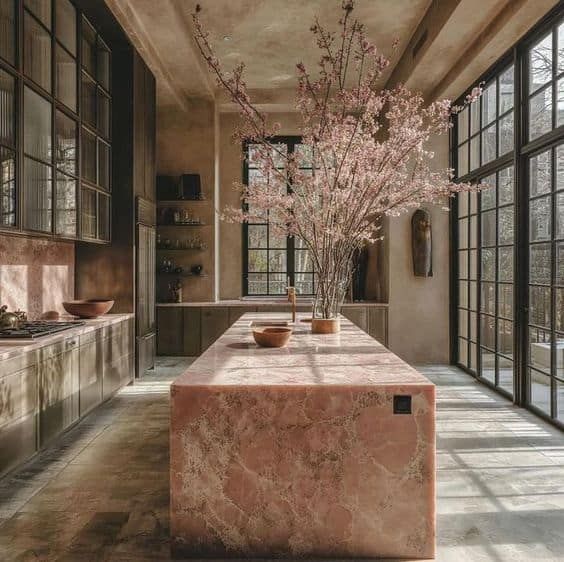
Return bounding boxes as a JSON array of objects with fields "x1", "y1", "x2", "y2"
[{"x1": 0, "y1": 359, "x2": 563, "y2": 561}]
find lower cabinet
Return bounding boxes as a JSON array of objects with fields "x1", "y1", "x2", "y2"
[
  {"x1": 157, "y1": 304, "x2": 389, "y2": 356},
  {"x1": 0, "y1": 364, "x2": 38, "y2": 477},
  {"x1": 38, "y1": 339, "x2": 80, "y2": 448},
  {"x1": 0, "y1": 316, "x2": 133, "y2": 478}
]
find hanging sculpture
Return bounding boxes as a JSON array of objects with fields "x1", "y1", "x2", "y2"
[{"x1": 412, "y1": 209, "x2": 433, "y2": 277}]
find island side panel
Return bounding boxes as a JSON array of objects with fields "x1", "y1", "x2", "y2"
[{"x1": 170, "y1": 383, "x2": 435, "y2": 559}]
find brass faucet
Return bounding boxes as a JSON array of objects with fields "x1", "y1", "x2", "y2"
[{"x1": 287, "y1": 285, "x2": 296, "y2": 323}]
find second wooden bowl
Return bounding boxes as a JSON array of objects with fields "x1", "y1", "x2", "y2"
[{"x1": 252, "y1": 326, "x2": 292, "y2": 348}]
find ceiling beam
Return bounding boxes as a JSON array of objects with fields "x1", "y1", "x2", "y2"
[{"x1": 385, "y1": 0, "x2": 463, "y2": 90}]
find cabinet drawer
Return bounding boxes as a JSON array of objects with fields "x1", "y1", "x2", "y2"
[
  {"x1": 0, "y1": 365, "x2": 38, "y2": 429},
  {"x1": 103, "y1": 353, "x2": 133, "y2": 400}
]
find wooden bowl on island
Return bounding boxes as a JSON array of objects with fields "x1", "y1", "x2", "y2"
[
  {"x1": 252, "y1": 326, "x2": 292, "y2": 348},
  {"x1": 62, "y1": 299, "x2": 114, "y2": 319}
]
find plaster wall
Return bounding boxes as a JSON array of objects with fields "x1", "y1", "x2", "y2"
[
  {"x1": 156, "y1": 98, "x2": 216, "y2": 302},
  {"x1": 0, "y1": 234, "x2": 74, "y2": 319},
  {"x1": 387, "y1": 134, "x2": 451, "y2": 364}
]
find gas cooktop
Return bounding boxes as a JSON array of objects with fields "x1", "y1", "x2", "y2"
[{"x1": 0, "y1": 321, "x2": 85, "y2": 340}]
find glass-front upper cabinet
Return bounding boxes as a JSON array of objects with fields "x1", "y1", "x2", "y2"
[{"x1": 0, "y1": 1, "x2": 111, "y2": 242}]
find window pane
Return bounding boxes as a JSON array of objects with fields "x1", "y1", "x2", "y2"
[
  {"x1": 557, "y1": 290, "x2": 564, "y2": 331},
  {"x1": 480, "y1": 314, "x2": 496, "y2": 350},
  {"x1": 481, "y1": 123, "x2": 496, "y2": 164},
  {"x1": 82, "y1": 17, "x2": 96, "y2": 77},
  {"x1": 23, "y1": 157, "x2": 52, "y2": 232},
  {"x1": 558, "y1": 78, "x2": 564, "y2": 128},
  {"x1": 482, "y1": 81, "x2": 497, "y2": 126},
  {"x1": 56, "y1": 0, "x2": 76, "y2": 55},
  {"x1": 458, "y1": 250, "x2": 468, "y2": 278},
  {"x1": 55, "y1": 172, "x2": 76, "y2": 236},
  {"x1": 481, "y1": 349, "x2": 496, "y2": 383},
  {"x1": 81, "y1": 186, "x2": 96, "y2": 238},
  {"x1": 470, "y1": 135, "x2": 479, "y2": 170},
  {"x1": 529, "y1": 286, "x2": 551, "y2": 328},
  {"x1": 499, "y1": 166, "x2": 514, "y2": 205},
  {"x1": 498, "y1": 284, "x2": 513, "y2": 319},
  {"x1": 98, "y1": 139, "x2": 110, "y2": 190},
  {"x1": 498, "y1": 357, "x2": 513, "y2": 394},
  {"x1": 97, "y1": 39, "x2": 110, "y2": 91},
  {"x1": 295, "y1": 272, "x2": 313, "y2": 295},
  {"x1": 481, "y1": 248, "x2": 495, "y2": 281},
  {"x1": 458, "y1": 192, "x2": 468, "y2": 217},
  {"x1": 481, "y1": 174, "x2": 496, "y2": 210},
  {"x1": 498, "y1": 247, "x2": 513, "y2": 282},
  {"x1": 248, "y1": 250, "x2": 267, "y2": 272},
  {"x1": 0, "y1": 69, "x2": 15, "y2": 147},
  {"x1": 529, "y1": 32, "x2": 552, "y2": 94},
  {"x1": 529, "y1": 86, "x2": 553, "y2": 141},
  {"x1": 24, "y1": 87, "x2": 51, "y2": 162},
  {"x1": 24, "y1": 11, "x2": 52, "y2": 91},
  {"x1": 457, "y1": 143, "x2": 468, "y2": 177},
  {"x1": 458, "y1": 337, "x2": 468, "y2": 366},
  {"x1": 0, "y1": 0, "x2": 15, "y2": 64},
  {"x1": 81, "y1": 72, "x2": 96, "y2": 128},
  {"x1": 248, "y1": 225, "x2": 267, "y2": 248},
  {"x1": 557, "y1": 193, "x2": 564, "y2": 240},
  {"x1": 81, "y1": 127, "x2": 96, "y2": 184},
  {"x1": 295, "y1": 249, "x2": 314, "y2": 272},
  {"x1": 530, "y1": 370, "x2": 551, "y2": 414},
  {"x1": 499, "y1": 112, "x2": 513, "y2": 156},
  {"x1": 458, "y1": 217, "x2": 468, "y2": 249},
  {"x1": 25, "y1": 0, "x2": 51, "y2": 29},
  {"x1": 268, "y1": 248, "x2": 286, "y2": 272},
  {"x1": 470, "y1": 215, "x2": 478, "y2": 247},
  {"x1": 499, "y1": 206, "x2": 514, "y2": 245},
  {"x1": 470, "y1": 280, "x2": 477, "y2": 310},
  {"x1": 530, "y1": 327, "x2": 552, "y2": 372},
  {"x1": 247, "y1": 274, "x2": 267, "y2": 295},
  {"x1": 481, "y1": 282, "x2": 495, "y2": 315},
  {"x1": 0, "y1": 147, "x2": 16, "y2": 227},
  {"x1": 530, "y1": 150, "x2": 551, "y2": 197},
  {"x1": 56, "y1": 46, "x2": 77, "y2": 111},
  {"x1": 457, "y1": 106, "x2": 469, "y2": 145},
  {"x1": 459, "y1": 309, "x2": 468, "y2": 338},
  {"x1": 530, "y1": 197, "x2": 552, "y2": 242},
  {"x1": 499, "y1": 66, "x2": 514, "y2": 113},
  {"x1": 530, "y1": 243, "x2": 551, "y2": 284},
  {"x1": 97, "y1": 89, "x2": 110, "y2": 138},
  {"x1": 558, "y1": 145, "x2": 564, "y2": 192},
  {"x1": 470, "y1": 100, "x2": 480, "y2": 136},
  {"x1": 469, "y1": 249, "x2": 477, "y2": 279},
  {"x1": 481, "y1": 209, "x2": 496, "y2": 247},
  {"x1": 98, "y1": 192, "x2": 110, "y2": 241},
  {"x1": 54, "y1": 111, "x2": 75, "y2": 176},
  {"x1": 458, "y1": 280, "x2": 468, "y2": 307},
  {"x1": 557, "y1": 242, "x2": 564, "y2": 285}
]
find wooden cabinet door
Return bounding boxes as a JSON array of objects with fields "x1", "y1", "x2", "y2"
[
  {"x1": 368, "y1": 307, "x2": 388, "y2": 346},
  {"x1": 157, "y1": 307, "x2": 183, "y2": 355},
  {"x1": 201, "y1": 308, "x2": 229, "y2": 352},
  {"x1": 182, "y1": 308, "x2": 201, "y2": 356},
  {"x1": 341, "y1": 306, "x2": 368, "y2": 332},
  {"x1": 79, "y1": 338, "x2": 103, "y2": 416},
  {"x1": 39, "y1": 343, "x2": 79, "y2": 447},
  {"x1": 0, "y1": 364, "x2": 38, "y2": 478}
]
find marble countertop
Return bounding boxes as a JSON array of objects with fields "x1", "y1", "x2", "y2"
[
  {"x1": 0, "y1": 313, "x2": 134, "y2": 362},
  {"x1": 172, "y1": 312, "x2": 430, "y2": 388},
  {"x1": 158, "y1": 300, "x2": 388, "y2": 308}
]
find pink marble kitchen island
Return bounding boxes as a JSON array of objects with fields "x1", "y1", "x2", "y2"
[{"x1": 170, "y1": 313, "x2": 435, "y2": 559}]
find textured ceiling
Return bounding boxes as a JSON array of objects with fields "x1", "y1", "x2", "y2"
[{"x1": 193, "y1": 0, "x2": 431, "y2": 89}]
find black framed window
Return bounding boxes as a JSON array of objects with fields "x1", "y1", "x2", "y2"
[
  {"x1": 0, "y1": 1, "x2": 111, "y2": 242},
  {"x1": 243, "y1": 136, "x2": 316, "y2": 296},
  {"x1": 453, "y1": 4, "x2": 564, "y2": 429}
]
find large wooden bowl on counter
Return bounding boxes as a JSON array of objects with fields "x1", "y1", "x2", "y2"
[
  {"x1": 62, "y1": 299, "x2": 114, "y2": 319},
  {"x1": 252, "y1": 326, "x2": 292, "y2": 348}
]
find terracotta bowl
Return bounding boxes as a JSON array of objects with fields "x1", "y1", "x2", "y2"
[
  {"x1": 252, "y1": 326, "x2": 292, "y2": 348},
  {"x1": 62, "y1": 299, "x2": 114, "y2": 319}
]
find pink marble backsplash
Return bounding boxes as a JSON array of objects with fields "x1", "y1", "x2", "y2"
[{"x1": 0, "y1": 234, "x2": 74, "y2": 319}]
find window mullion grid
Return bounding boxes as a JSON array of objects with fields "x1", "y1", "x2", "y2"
[{"x1": 551, "y1": 145, "x2": 557, "y2": 418}]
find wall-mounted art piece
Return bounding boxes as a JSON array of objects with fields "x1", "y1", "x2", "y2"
[{"x1": 411, "y1": 209, "x2": 432, "y2": 277}]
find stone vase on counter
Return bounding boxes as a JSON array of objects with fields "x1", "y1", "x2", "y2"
[{"x1": 311, "y1": 268, "x2": 349, "y2": 334}]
